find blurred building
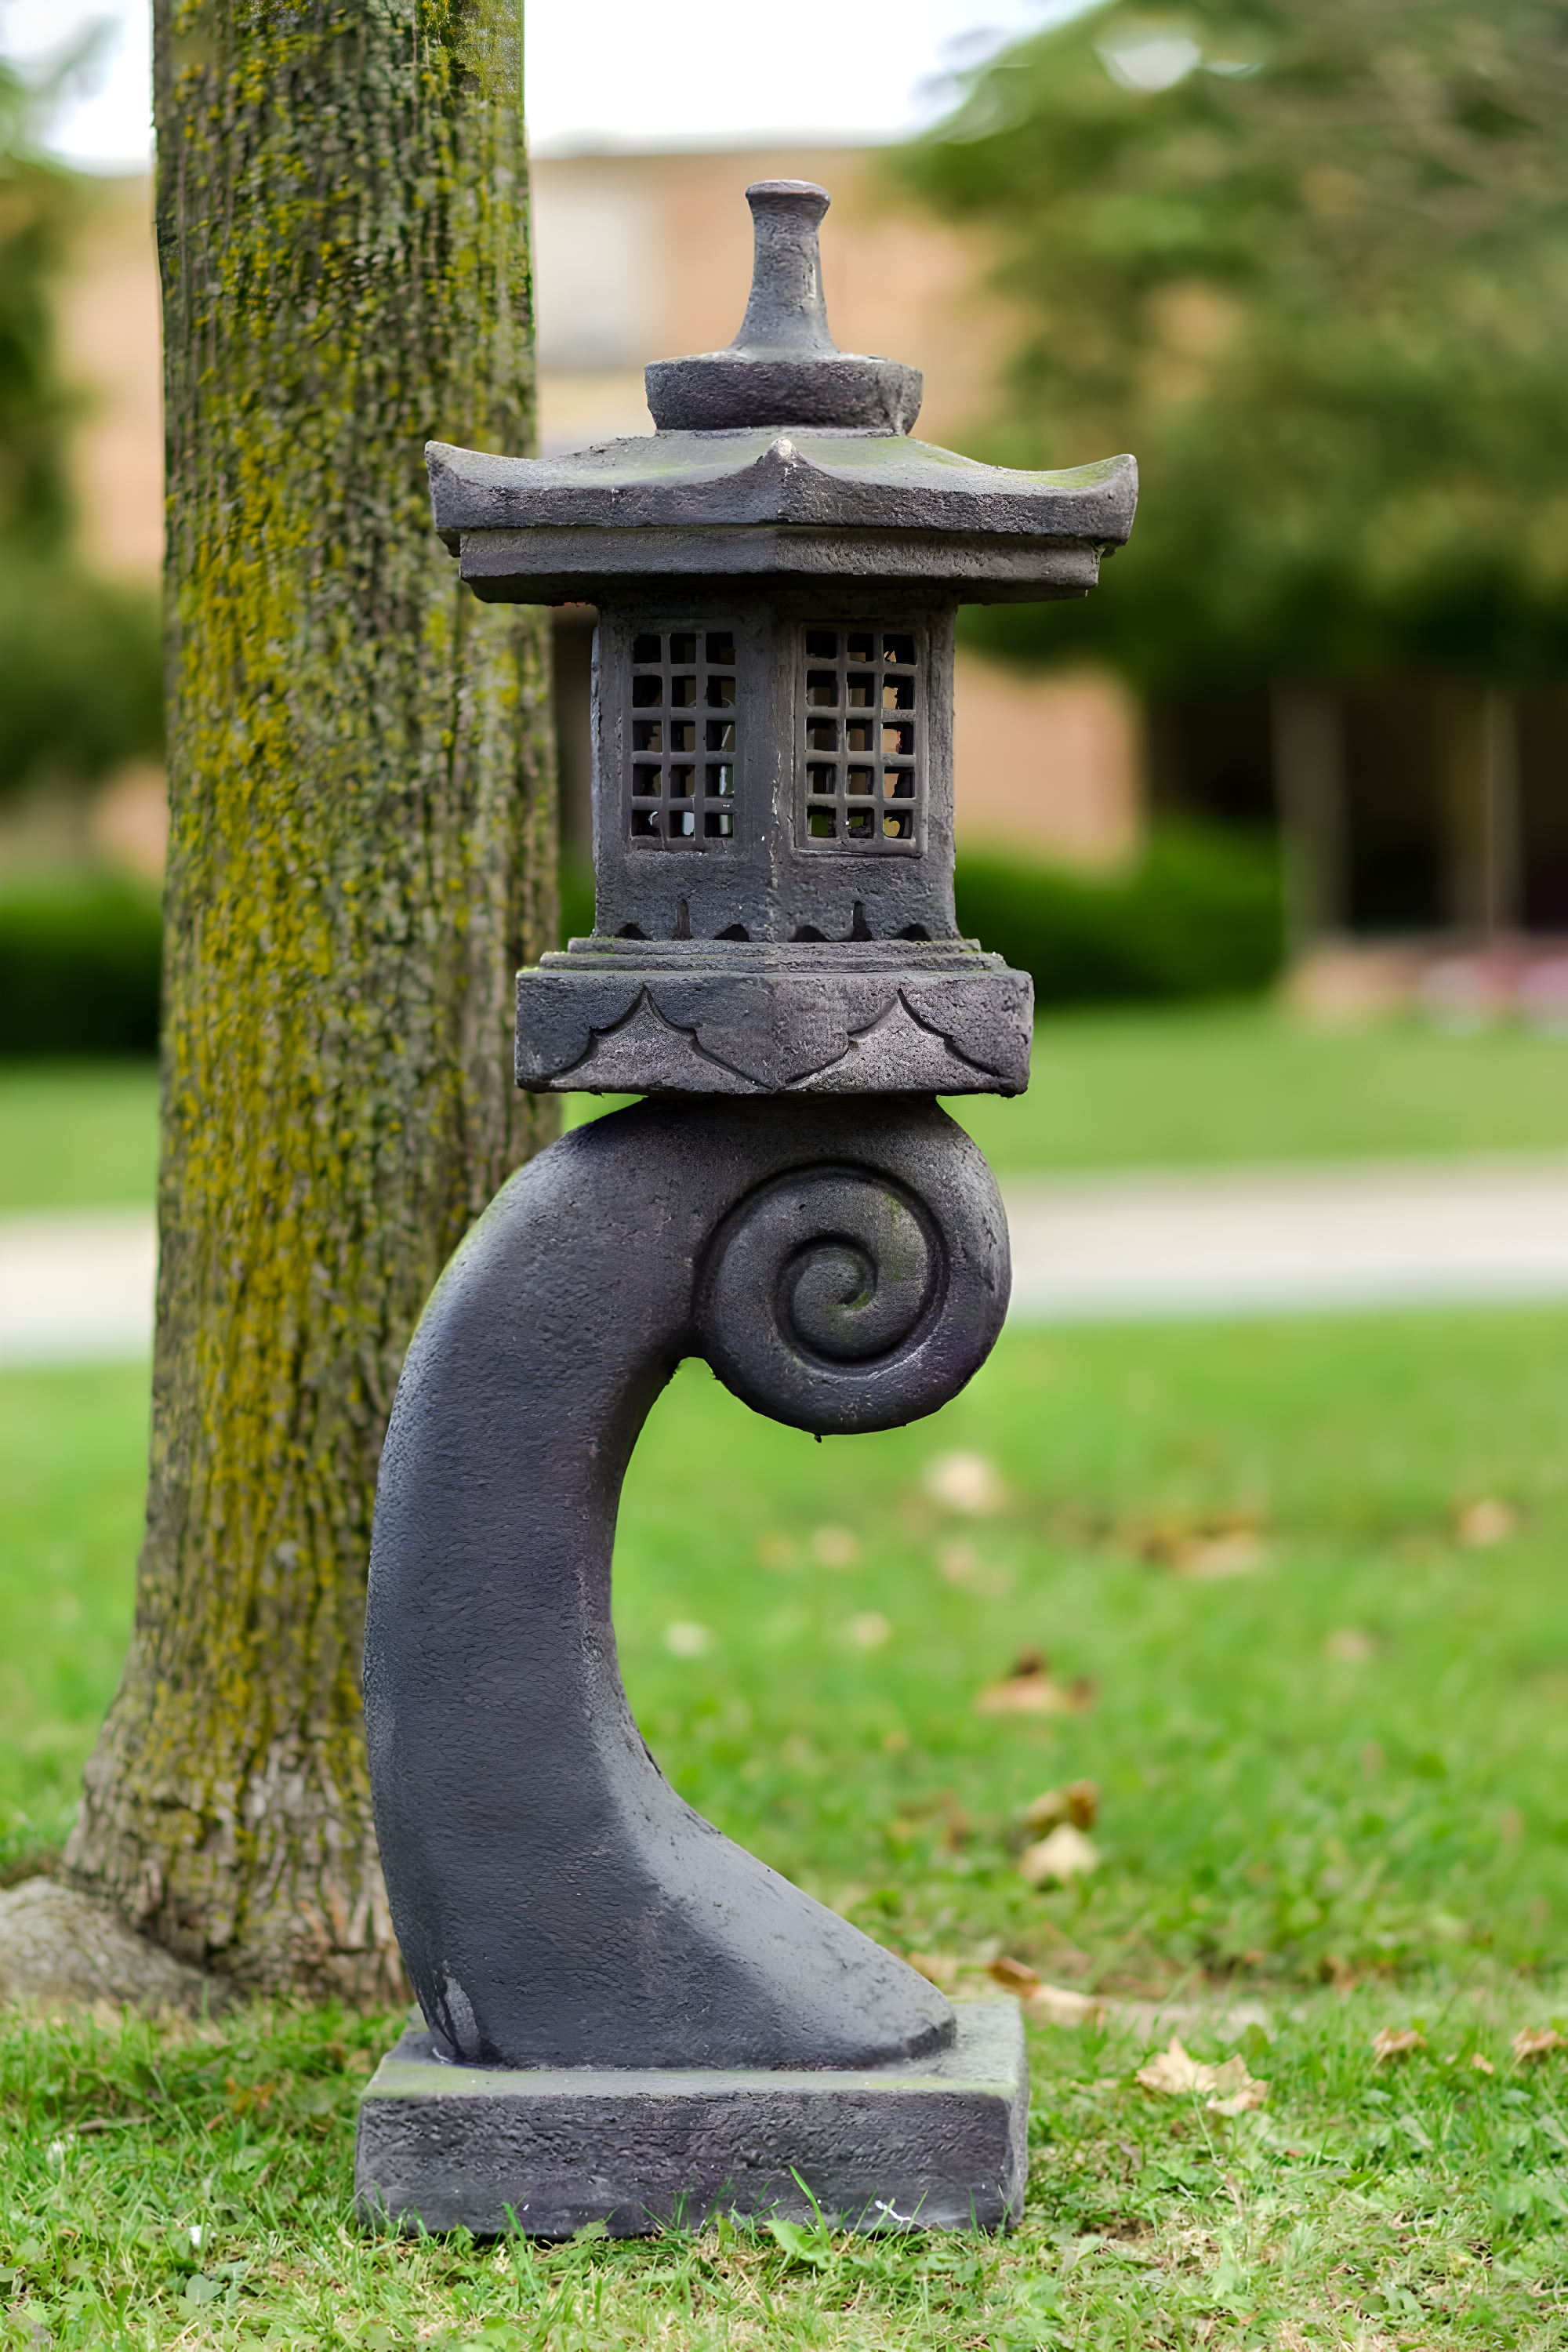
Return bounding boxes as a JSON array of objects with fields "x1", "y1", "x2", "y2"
[
  {"x1": 0, "y1": 172, "x2": 166, "y2": 880},
  {"x1": 535, "y1": 147, "x2": 1568, "y2": 969},
  {"x1": 40, "y1": 151, "x2": 1142, "y2": 888},
  {"x1": 1154, "y1": 681, "x2": 1568, "y2": 953},
  {"x1": 44, "y1": 150, "x2": 1566, "y2": 985},
  {"x1": 56, "y1": 175, "x2": 164, "y2": 584}
]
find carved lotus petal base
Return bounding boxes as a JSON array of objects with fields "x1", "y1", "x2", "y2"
[{"x1": 516, "y1": 941, "x2": 1033, "y2": 1094}]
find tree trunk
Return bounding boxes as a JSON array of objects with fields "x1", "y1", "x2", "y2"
[{"x1": 64, "y1": 0, "x2": 556, "y2": 2003}]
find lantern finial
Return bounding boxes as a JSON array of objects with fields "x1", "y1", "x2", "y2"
[
  {"x1": 644, "y1": 183, "x2": 923, "y2": 433},
  {"x1": 731, "y1": 181, "x2": 837, "y2": 358}
]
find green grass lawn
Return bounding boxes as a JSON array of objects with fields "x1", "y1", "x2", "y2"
[
  {"x1": 6, "y1": 1005, "x2": 1568, "y2": 1213},
  {"x1": 620, "y1": 1313, "x2": 1568, "y2": 1991},
  {"x1": 0, "y1": 1367, "x2": 147, "y2": 1866},
  {"x1": 11, "y1": 1312, "x2": 1567, "y2": 1983},
  {"x1": 5, "y1": 1023, "x2": 1568, "y2": 2340},
  {"x1": 3, "y1": 1976, "x2": 1567, "y2": 2348},
  {"x1": 955, "y1": 1006, "x2": 1568, "y2": 1174},
  {"x1": 0, "y1": 1062, "x2": 162, "y2": 1212},
  {"x1": 580, "y1": 1005, "x2": 1568, "y2": 1174},
  {"x1": 5, "y1": 1313, "x2": 1568, "y2": 2342}
]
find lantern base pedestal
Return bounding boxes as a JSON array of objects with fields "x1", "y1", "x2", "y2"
[
  {"x1": 516, "y1": 939, "x2": 1033, "y2": 1095},
  {"x1": 355, "y1": 2000, "x2": 1027, "y2": 2238}
]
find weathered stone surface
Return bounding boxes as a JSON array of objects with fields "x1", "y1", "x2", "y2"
[
  {"x1": 514, "y1": 946, "x2": 1033, "y2": 1094},
  {"x1": 0, "y1": 1879, "x2": 217, "y2": 2015},
  {"x1": 355, "y1": 2001, "x2": 1027, "y2": 2238},
  {"x1": 590, "y1": 601, "x2": 961, "y2": 947},
  {"x1": 647, "y1": 354, "x2": 924, "y2": 437},
  {"x1": 453, "y1": 525, "x2": 1111, "y2": 608},
  {"x1": 427, "y1": 433, "x2": 1137, "y2": 550}
]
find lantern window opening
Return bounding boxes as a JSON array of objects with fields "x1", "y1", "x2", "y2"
[
  {"x1": 626, "y1": 622, "x2": 741, "y2": 848},
  {"x1": 797, "y1": 622, "x2": 922, "y2": 855}
]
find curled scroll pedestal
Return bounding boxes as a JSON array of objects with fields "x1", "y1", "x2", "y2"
[{"x1": 354, "y1": 1095, "x2": 1027, "y2": 2234}]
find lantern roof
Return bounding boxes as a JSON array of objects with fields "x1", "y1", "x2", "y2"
[
  {"x1": 427, "y1": 430, "x2": 1136, "y2": 548},
  {"x1": 426, "y1": 178, "x2": 1137, "y2": 597}
]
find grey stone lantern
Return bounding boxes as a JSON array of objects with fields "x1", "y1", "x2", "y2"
[
  {"x1": 356, "y1": 182, "x2": 1136, "y2": 2241},
  {"x1": 426, "y1": 180, "x2": 1134, "y2": 1098}
]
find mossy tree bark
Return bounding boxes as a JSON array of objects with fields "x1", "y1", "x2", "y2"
[{"x1": 64, "y1": 0, "x2": 555, "y2": 2002}]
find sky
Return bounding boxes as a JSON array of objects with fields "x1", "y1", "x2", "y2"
[{"x1": 0, "y1": 0, "x2": 1097, "y2": 172}]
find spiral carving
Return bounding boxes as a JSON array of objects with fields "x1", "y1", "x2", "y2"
[
  {"x1": 697, "y1": 1156, "x2": 1005, "y2": 1436},
  {"x1": 366, "y1": 1094, "x2": 1011, "y2": 2071}
]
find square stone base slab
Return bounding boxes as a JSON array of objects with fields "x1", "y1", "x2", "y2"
[{"x1": 355, "y1": 2000, "x2": 1026, "y2": 2238}]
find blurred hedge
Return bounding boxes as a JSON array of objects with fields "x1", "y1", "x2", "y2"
[
  {"x1": 564, "y1": 833, "x2": 1283, "y2": 1006},
  {"x1": 955, "y1": 827, "x2": 1284, "y2": 1007},
  {"x1": 560, "y1": 857, "x2": 596, "y2": 949},
  {"x1": 0, "y1": 873, "x2": 162, "y2": 1056},
  {"x1": 0, "y1": 829, "x2": 1279, "y2": 1058}
]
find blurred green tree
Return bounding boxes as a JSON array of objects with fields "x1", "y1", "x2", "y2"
[
  {"x1": 0, "y1": 48, "x2": 161, "y2": 798},
  {"x1": 898, "y1": 0, "x2": 1568, "y2": 689}
]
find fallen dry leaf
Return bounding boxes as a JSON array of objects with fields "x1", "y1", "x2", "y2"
[
  {"x1": 1025, "y1": 1780, "x2": 1100, "y2": 1834},
  {"x1": 988, "y1": 1955, "x2": 1043, "y2": 1996},
  {"x1": 886, "y1": 1790, "x2": 967, "y2": 1853},
  {"x1": 975, "y1": 1652, "x2": 1097, "y2": 1717},
  {"x1": 1457, "y1": 1496, "x2": 1517, "y2": 1548},
  {"x1": 1137, "y1": 2038, "x2": 1210, "y2": 2095},
  {"x1": 811, "y1": 1525, "x2": 859, "y2": 1570},
  {"x1": 1470, "y1": 2053, "x2": 1496, "y2": 2074},
  {"x1": 1026, "y1": 1984, "x2": 1104, "y2": 2027},
  {"x1": 1513, "y1": 2025, "x2": 1564, "y2": 2062},
  {"x1": 1324, "y1": 1628, "x2": 1377, "y2": 1662},
  {"x1": 1018, "y1": 1824, "x2": 1099, "y2": 1886},
  {"x1": 1209, "y1": 2078, "x2": 1269, "y2": 2116},
  {"x1": 935, "y1": 1804, "x2": 969, "y2": 1853},
  {"x1": 938, "y1": 1541, "x2": 980, "y2": 1585},
  {"x1": 1136, "y1": 2036, "x2": 1268, "y2": 2111},
  {"x1": 907, "y1": 1951, "x2": 960, "y2": 1991},
  {"x1": 924, "y1": 1451, "x2": 1007, "y2": 1515},
  {"x1": 936, "y1": 1541, "x2": 1014, "y2": 1597},
  {"x1": 978, "y1": 1676, "x2": 1083, "y2": 1716},
  {"x1": 1127, "y1": 1512, "x2": 1266, "y2": 1578},
  {"x1": 1371, "y1": 2026, "x2": 1425, "y2": 2063},
  {"x1": 985, "y1": 1956, "x2": 1105, "y2": 2028},
  {"x1": 1176, "y1": 1529, "x2": 1266, "y2": 1578}
]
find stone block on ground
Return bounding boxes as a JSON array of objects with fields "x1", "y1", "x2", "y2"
[
  {"x1": 356, "y1": 1999, "x2": 1027, "y2": 2238},
  {"x1": 0, "y1": 1878, "x2": 216, "y2": 2014}
]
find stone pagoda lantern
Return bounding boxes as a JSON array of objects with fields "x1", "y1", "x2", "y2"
[{"x1": 356, "y1": 182, "x2": 1135, "y2": 2239}]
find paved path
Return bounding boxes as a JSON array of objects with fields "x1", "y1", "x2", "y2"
[
  {"x1": 0, "y1": 1210, "x2": 159, "y2": 1366},
  {"x1": 1003, "y1": 1158, "x2": 1568, "y2": 1321},
  {"x1": 5, "y1": 1158, "x2": 1568, "y2": 1364}
]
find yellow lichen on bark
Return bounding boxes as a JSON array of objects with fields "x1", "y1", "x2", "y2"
[{"x1": 65, "y1": 0, "x2": 555, "y2": 2000}]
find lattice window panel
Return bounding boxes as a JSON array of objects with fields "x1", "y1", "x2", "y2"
[
  {"x1": 627, "y1": 626, "x2": 739, "y2": 846},
  {"x1": 797, "y1": 625, "x2": 921, "y2": 852}
]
